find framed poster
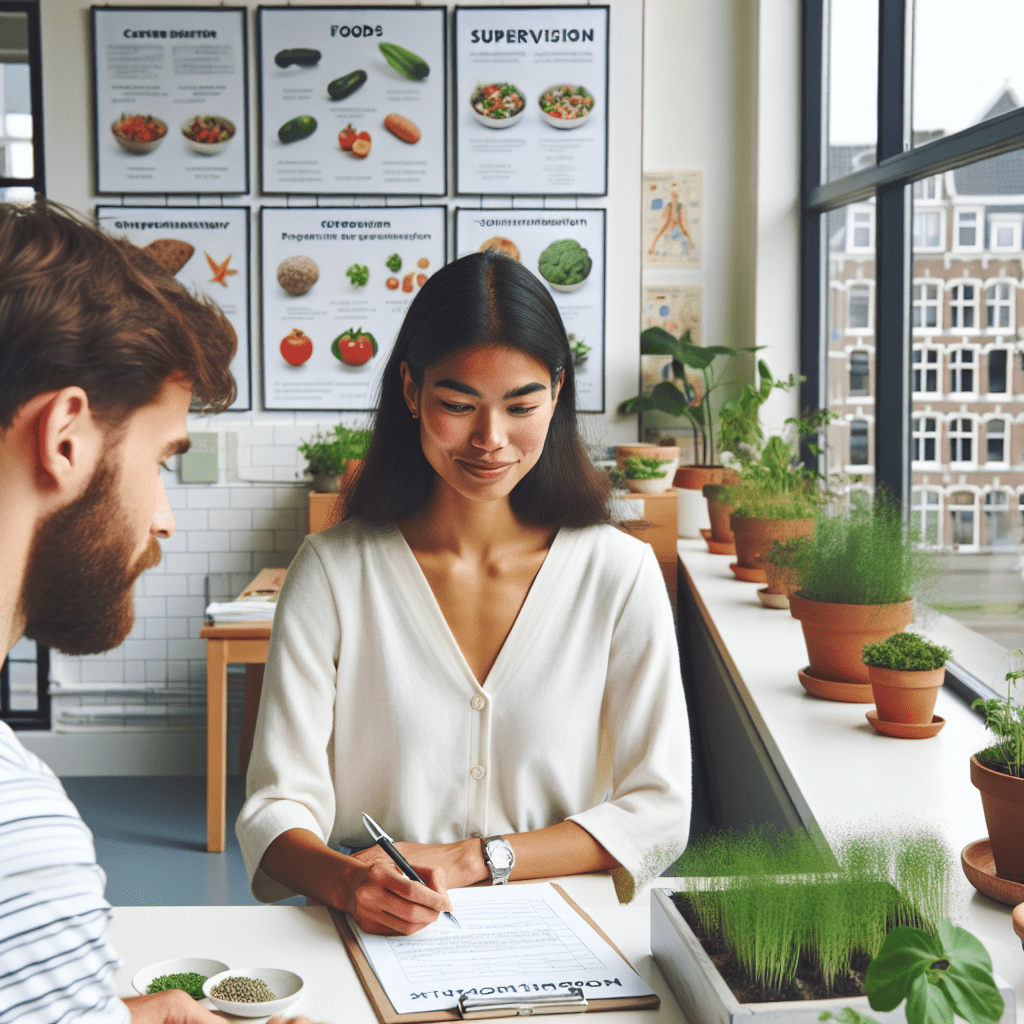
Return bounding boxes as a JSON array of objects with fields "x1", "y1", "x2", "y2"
[
  {"x1": 261, "y1": 205, "x2": 446, "y2": 411},
  {"x1": 97, "y1": 205, "x2": 252, "y2": 411},
  {"x1": 92, "y1": 7, "x2": 249, "y2": 195},
  {"x1": 454, "y1": 6, "x2": 609, "y2": 196},
  {"x1": 642, "y1": 170, "x2": 703, "y2": 269},
  {"x1": 257, "y1": 6, "x2": 447, "y2": 196},
  {"x1": 455, "y1": 207, "x2": 605, "y2": 412},
  {"x1": 642, "y1": 283, "x2": 702, "y2": 347}
]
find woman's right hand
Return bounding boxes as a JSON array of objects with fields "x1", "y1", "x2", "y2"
[{"x1": 341, "y1": 855, "x2": 453, "y2": 935}]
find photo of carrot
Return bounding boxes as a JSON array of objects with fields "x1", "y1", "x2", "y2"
[{"x1": 384, "y1": 113, "x2": 421, "y2": 144}]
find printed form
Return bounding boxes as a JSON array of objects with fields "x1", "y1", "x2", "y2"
[{"x1": 350, "y1": 882, "x2": 654, "y2": 1013}]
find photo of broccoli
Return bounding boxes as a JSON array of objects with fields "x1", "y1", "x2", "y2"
[
  {"x1": 346, "y1": 263, "x2": 369, "y2": 287},
  {"x1": 537, "y1": 239, "x2": 592, "y2": 292}
]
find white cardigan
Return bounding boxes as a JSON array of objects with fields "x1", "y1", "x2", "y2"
[{"x1": 236, "y1": 519, "x2": 691, "y2": 903}]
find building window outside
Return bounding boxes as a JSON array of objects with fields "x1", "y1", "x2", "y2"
[
  {"x1": 912, "y1": 347, "x2": 939, "y2": 393},
  {"x1": 949, "y1": 492, "x2": 977, "y2": 548},
  {"x1": 986, "y1": 419, "x2": 1006, "y2": 464},
  {"x1": 849, "y1": 419, "x2": 869, "y2": 465},
  {"x1": 984, "y1": 491, "x2": 1014, "y2": 550},
  {"x1": 912, "y1": 176, "x2": 940, "y2": 201},
  {"x1": 990, "y1": 219, "x2": 1021, "y2": 252},
  {"x1": 848, "y1": 206, "x2": 874, "y2": 252},
  {"x1": 949, "y1": 417, "x2": 975, "y2": 464},
  {"x1": 911, "y1": 488, "x2": 941, "y2": 547},
  {"x1": 849, "y1": 350, "x2": 870, "y2": 395},
  {"x1": 911, "y1": 415, "x2": 938, "y2": 464},
  {"x1": 988, "y1": 349, "x2": 1008, "y2": 393},
  {"x1": 948, "y1": 347, "x2": 975, "y2": 392},
  {"x1": 913, "y1": 210, "x2": 942, "y2": 249},
  {"x1": 955, "y1": 209, "x2": 982, "y2": 250},
  {"x1": 949, "y1": 283, "x2": 978, "y2": 330},
  {"x1": 986, "y1": 282, "x2": 1014, "y2": 330},
  {"x1": 912, "y1": 282, "x2": 940, "y2": 331},
  {"x1": 848, "y1": 284, "x2": 871, "y2": 329}
]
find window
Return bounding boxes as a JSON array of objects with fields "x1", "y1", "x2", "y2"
[
  {"x1": 911, "y1": 488, "x2": 941, "y2": 547},
  {"x1": 949, "y1": 417, "x2": 975, "y2": 464},
  {"x1": 949, "y1": 283, "x2": 977, "y2": 330},
  {"x1": 912, "y1": 348, "x2": 939, "y2": 393},
  {"x1": 949, "y1": 492, "x2": 977, "y2": 548},
  {"x1": 848, "y1": 284, "x2": 871, "y2": 329},
  {"x1": 849, "y1": 419, "x2": 869, "y2": 465},
  {"x1": 0, "y1": 637, "x2": 49, "y2": 730},
  {"x1": 990, "y1": 219, "x2": 1021, "y2": 252},
  {"x1": 912, "y1": 176, "x2": 940, "y2": 201},
  {"x1": 986, "y1": 282, "x2": 1014, "y2": 331},
  {"x1": 912, "y1": 282, "x2": 940, "y2": 332},
  {"x1": 986, "y1": 419, "x2": 1006, "y2": 464},
  {"x1": 955, "y1": 209, "x2": 982, "y2": 250},
  {"x1": 912, "y1": 210, "x2": 942, "y2": 249},
  {"x1": 847, "y1": 206, "x2": 874, "y2": 252},
  {"x1": 911, "y1": 415, "x2": 938, "y2": 464},
  {"x1": 0, "y1": 6, "x2": 44, "y2": 196},
  {"x1": 988, "y1": 349, "x2": 1008, "y2": 393},
  {"x1": 983, "y1": 492, "x2": 1014, "y2": 550},
  {"x1": 948, "y1": 348, "x2": 975, "y2": 393},
  {"x1": 849, "y1": 350, "x2": 870, "y2": 395}
]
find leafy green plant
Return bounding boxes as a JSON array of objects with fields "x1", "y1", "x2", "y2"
[
  {"x1": 298, "y1": 424, "x2": 372, "y2": 477},
  {"x1": 623, "y1": 455, "x2": 670, "y2": 480},
  {"x1": 718, "y1": 359, "x2": 801, "y2": 468},
  {"x1": 972, "y1": 648, "x2": 1024, "y2": 778},
  {"x1": 618, "y1": 326, "x2": 757, "y2": 467},
  {"x1": 862, "y1": 633, "x2": 951, "y2": 672},
  {"x1": 765, "y1": 535, "x2": 814, "y2": 573},
  {"x1": 606, "y1": 467, "x2": 626, "y2": 490},
  {"x1": 799, "y1": 492, "x2": 933, "y2": 605}
]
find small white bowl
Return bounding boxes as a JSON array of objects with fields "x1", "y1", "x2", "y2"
[
  {"x1": 469, "y1": 89, "x2": 526, "y2": 129},
  {"x1": 132, "y1": 958, "x2": 229, "y2": 997},
  {"x1": 203, "y1": 968, "x2": 304, "y2": 1018},
  {"x1": 547, "y1": 278, "x2": 588, "y2": 293},
  {"x1": 181, "y1": 116, "x2": 236, "y2": 156},
  {"x1": 538, "y1": 85, "x2": 595, "y2": 130},
  {"x1": 111, "y1": 117, "x2": 167, "y2": 155},
  {"x1": 626, "y1": 475, "x2": 673, "y2": 494}
]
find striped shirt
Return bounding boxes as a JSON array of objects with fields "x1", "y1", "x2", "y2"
[{"x1": 0, "y1": 723, "x2": 128, "y2": 1024}]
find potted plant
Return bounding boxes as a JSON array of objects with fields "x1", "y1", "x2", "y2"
[
  {"x1": 622, "y1": 454, "x2": 674, "y2": 494},
  {"x1": 760, "y1": 535, "x2": 813, "y2": 609},
  {"x1": 970, "y1": 650, "x2": 1024, "y2": 882},
  {"x1": 615, "y1": 443, "x2": 679, "y2": 492},
  {"x1": 298, "y1": 424, "x2": 372, "y2": 493},
  {"x1": 789, "y1": 494, "x2": 931, "y2": 703},
  {"x1": 861, "y1": 633, "x2": 951, "y2": 738}
]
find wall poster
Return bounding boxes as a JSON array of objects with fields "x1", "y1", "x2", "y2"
[
  {"x1": 642, "y1": 282, "x2": 702, "y2": 346},
  {"x1": 261, "y1": 205, "x2": 446, "y2": 411},
  {"x1": 97, "y1": 205, "x2": 252, "y2": 411},
  {"x1": 642, "y1": 170, "x2": 703, "y2": 269},
  {"x1": 455, "y1": 207, "x2": 605, "y2": 412},
  {"x1": 454, "y1": 6, "x2": 609, "y2": 196},
  {"x1": 257, "y1": 7, "x2": 447, "y2": 196},
  {"x1": 92, "y1": 7, "x2": 249, "y2": 195}
]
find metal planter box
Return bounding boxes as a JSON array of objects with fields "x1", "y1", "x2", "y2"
[{"x1": 650, "y1": 888, "x2": 1016, "y2": 1024}]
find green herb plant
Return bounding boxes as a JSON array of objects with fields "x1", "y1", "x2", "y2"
[
  {"x1": 623, "y1": 455, "x2": 670, "y2": 481},
  {"x1": 298, "y1": 424, "x2": 372, "y2": 477},
  {"x1": 567, "y1": 332, "x2": 590, "y2": 368},
  {"x1": 972, "y1": 648, "x2": 1024, "y2": 778},
  {"x1": 606, "y1": 467, "x2": 626, "y2": 491},
  {"x1": 345, "y1": 263, "x2": 369, "y2": 287},
  {"x1": 717, "y1": 359, "x2": 801, "y2": 468},
  {"x1": 862, "y1": 633, "x2": 951, "y2": 672},
  {"x1": 765, "y1": 535, "x2": 814, "y2": 573},
  {"x1": 385, "y1": 253, "x2": 402, "y2": 272},
  {"x1": 674, "y1": 823, "x2": 952, "y2": 999}
]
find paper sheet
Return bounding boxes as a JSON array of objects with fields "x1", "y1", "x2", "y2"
[{"x1": 349, "y1": 882, "x2": 654, "y2": 1013}]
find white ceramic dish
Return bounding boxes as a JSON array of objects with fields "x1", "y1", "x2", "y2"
[
  {"x1": 181, "y1": 116, "x2": 236, "y2": 155},
  {"x1": 469, "y1": 86, "x2": 526, "y2": 129},
  {"x1": 111, "y1": 117, "x2": 167, "y2": 155},
  {"x1": 546, "y1": 277, "x2": 588, "y2": 293},
  {"x1": 537, "y1": 85, "x2": 595, "y2": 130},
  {"x1": 203, "y1": 968, "x2": 304, "y2": 1018},
  {"x1": 132, "y1": 958, "x2": 229, "y2": 997}
]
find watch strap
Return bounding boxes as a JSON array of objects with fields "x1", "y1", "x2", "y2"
[{"x1": 482, "y1": 834, "x2": 515, "y2": 885}]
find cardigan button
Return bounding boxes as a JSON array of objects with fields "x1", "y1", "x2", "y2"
[
  {"x1": 471, "y1": 695, "x2": 486, "y2": 711},
  {"x1": 470, "y1": 764, "x2": 486, "y2": 780}
]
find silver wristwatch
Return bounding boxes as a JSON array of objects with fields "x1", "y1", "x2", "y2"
[{"x1": 482, "y1": 835, "x2": 515, "y2": 885}]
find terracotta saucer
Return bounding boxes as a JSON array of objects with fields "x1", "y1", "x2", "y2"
[
  {"x1": 865, "y1": 709, "x2": 945, "y2": 739},
  {"x1": 757, "y1": 587, "x2": 790, "y2": 610},
  {"x1": 730, "y1": 562, "x2": 766, "y2": 583},
  {"x1": 700, "y1": 528, "x2": 713, "y2": 542},
  {"x1": 798, "y1": 666, "x2": 874, "y2": 703},
  {"x1": 961, "y1": 837, "x2": 1024, "y2": 907},
  {"x1": 707, "y1": 539, "x2": 736, "y2": 555}
]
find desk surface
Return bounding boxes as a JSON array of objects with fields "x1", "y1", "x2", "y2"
[
  {"x1": 107, "y1": 875, "x2": 688, "y2": 1023},
  {"x1": 677, "y1": 539, "x2": 1024, "y2": 1014}
]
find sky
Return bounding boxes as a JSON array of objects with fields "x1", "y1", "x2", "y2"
[{"x1": 829, "y1": 0, "x2": 1024, "y2": 146}]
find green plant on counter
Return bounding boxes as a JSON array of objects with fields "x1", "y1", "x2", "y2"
[
  {"x1": 623, "y1": 455, "x2": 670, "y2": 480},
  {"x1": 799, "y1": 491, "x2": 933, "y2": 606},
  {"x1": 298, "y1": 424, "x2": 372, "y2": 477},
  {"x1": 862, "y1": 633, "x2": 951, "y2": 672},
  {"x1": 972, "y1": 649, "x2": 1024, "y2": 778},
  {"x1": 765, "y1": 534, "x2": 814, "y2": 573},
  {"x1": 717, "y1": 358, "x2": 801, "y2": 469},
  {"x1": 606, "y1": 467, "x2": 626, "y2": 490}
]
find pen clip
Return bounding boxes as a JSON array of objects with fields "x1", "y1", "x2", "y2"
[{"x1": 458, "y1": 989, "x2": 588, "y2": 1018}]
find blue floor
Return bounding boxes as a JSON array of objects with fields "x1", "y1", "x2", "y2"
[{"x1": 61, "y1": 776, "x2": 303, "y2": 907}]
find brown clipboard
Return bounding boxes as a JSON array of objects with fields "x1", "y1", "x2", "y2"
[{"x1": 328, "y1": 883, "x2": 660, "y2": 1023}]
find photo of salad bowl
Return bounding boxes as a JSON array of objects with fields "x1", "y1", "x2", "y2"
[
  {"x1": 538, "y1": 84, "x2": 595, "y2": 129},
  {"x1": 470, "y1": 82, "x2": 526, "y2": 129},
  {"x1": 181, "y1": 115, "x2": 236, "y2": 155},
  {"x1": 111, "y1": 114, "x2": 168, "y2": 154}
]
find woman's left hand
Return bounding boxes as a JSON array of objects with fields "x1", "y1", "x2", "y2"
[{"x1": 352, "y1": 840, "x2": 487, "y2": 890}]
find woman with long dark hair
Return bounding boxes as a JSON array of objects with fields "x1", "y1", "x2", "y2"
[{"x1": 237, "y1": 251, "x2": 691, "y2": 935}]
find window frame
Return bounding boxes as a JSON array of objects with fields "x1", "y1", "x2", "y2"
[
  {"x1": 846, "y1": 281, "x2": 874, "y2": 334},
  {"x1": 948, "y1": 279, "x2": 981, "y2": 334},
  {"x1": 911, "y1": 278, "x2": 941, "y2": 334},
  {"x1": 988, "y1": 215, "x2": 1022, "y2": 253},
  {"x1": 984, "y1": 343, "x2": 1011, "y2": 395},
  {"x1": 947, "y1": 414, "x2": 977, "y2": 469},
  {"x1": 910, "y1": 411, "x2": 940, "y2": 468},
  {"x1": 0, "y1": 1, "x2": 44, "y2": 195},
  {"x1": 947, "y1": 344, "x2": 978, "y2": 396},
  {"x1": 984, "y1": 279, "x2": 1015, "y2": 333},
  {"x1": 911, "y1": 343, "x2": 940, "y2": 395},
  {"x1": 912, "y1": 208, "x2": 944, "y2": 251},
  {"x1": 954, "y1": 207, "x2": 984, "y2": 253},
  {"x1": 982, "y1": 415, "x2": 1008, "y2": 468}
]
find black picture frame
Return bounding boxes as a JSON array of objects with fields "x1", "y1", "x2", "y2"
[
  {"x1": 91, "y1": 6, "x2": 251, "y2": 196},
  {"x1": 255, "y1": 5, "x2": 448, "y2": 197},
  {"x1": 0, "y1": 0, "x2": 45, "y2": 196},
  {"x1": 453, "y1": 5, "x2": 610, "y2": 197}
]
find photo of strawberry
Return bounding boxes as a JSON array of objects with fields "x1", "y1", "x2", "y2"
[
  {"x1": 351, "y1": 130, "x2": 371, "y2": 158},
  {"x1": 338, "y1": 124, "x2": 357, "y2": 151},
  {"x1": 331, "y1": 327, "x2": 378, "y2": 366}
]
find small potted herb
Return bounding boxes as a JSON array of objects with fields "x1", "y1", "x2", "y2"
[
  {"x1": 622, "y1": 454, "x2": 673, "y2": 494},
  {"x1": 761, "y1": 535, "x2": 813, "y2": 609},
  {"x1": 298, "y1": 424, "x2": 372, "y2": 493},
  {"x1": 861, "y1": 633, "x2": 951, "y2": 734},
  {"x1": 970, "y1": 650, "x2": 1024, "y2": 883}
]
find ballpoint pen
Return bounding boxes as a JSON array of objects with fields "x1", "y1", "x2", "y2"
[{"x1": 362, "y1": 812, "x2": 461, "y2": 928}]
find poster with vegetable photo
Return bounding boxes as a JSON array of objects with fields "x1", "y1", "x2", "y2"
[
  {"x1": 454, "y1": 6, "x2": 609, "y2": 196},
  {"x1": 642, "y1": 170, "x2": 703, "y2": 269},
  {"x1": 455, "y1": 208, "x2": 605, "y2": 412},
  {"x1": 92, "y1": 7, "x2": 249, "y2": 195},
  {"x1": 96, "y1": 206, "x2": 252, "y2": 411},
  {"x1": 257, "y1": 7, "x2": 446, "y2": 195},
  {"x1": 261, "y1": 206, "x2": 445, "y2": 411}
]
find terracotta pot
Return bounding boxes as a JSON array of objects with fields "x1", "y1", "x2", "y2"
[
  {"x1": 729, "y1": 514, "x2": 816, "y2": 574},
  {"x1": 703, "y1": 484, "x2": 735, "y2": 544},
  {"x1": 789, "y1": 593, "x2": 914, "y2": 686},
  {"x1": 764, "y1": 562, "x2": 799, "y2": 597},
  {"x1": 867, "y1": 664, "x2": 945, "y2": 724},
  {"x1": 673, "y1": 465, "x2": 724, "y2": 491},
  {"x1": 971, "y1": 754, "x2": 1024, "y2": 883}
]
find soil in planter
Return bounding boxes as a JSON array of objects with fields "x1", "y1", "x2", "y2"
[{"x1": 670, "y1": 892, "x2": 874, "y2": 1003}]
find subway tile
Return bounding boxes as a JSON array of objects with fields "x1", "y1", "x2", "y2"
[
  {"x1": 80, "y1": 661, "x2": 124, "y2": 683},
  {"x1": 232, "y1": 530, "x2": 274, "y2": 552},
  {"x1": 251, "y1": 445, "x2": 297, "y2": 467},
  {"x1": 144, "y1": 661, "x2": 169, "y2": 683},
  {"x1": 252, "y1": 508, "x2": 297, "y2": 531},
  {"x1": 188, "y1": 616, "x2": 206, "y2": 638},
  {"x1": 208, "y1": 509, "x2": 253, "y2": 531},
  {"x1": 254, "y1": 550, "x2": 294, "y2": 573},
  {"x1": 274, "y1": 466, "x2": 305, "y2": 482},
  {"x1": 230, "y1": 572, "x2": 254, "y2": 594},
  {"x1": 145, "y1": 618, "x2": 170, "y2": 640},
  {"x1": 132, "y1": 596, "x2": 167, "y2": 619},
  {"x1": 166, "y1": 618, "x2": 190, "y2": 640},
  {"x1": 169, "y1": 509, "x2": 209, "y2": 532},
  {"x1": 124, "y1": 661, "x2": 147, "y2": 684},
  {"x1": 273, "y1": 485, "x2": 309, "y2": 509},
  {"x1": 167, "y1": 596, "x2": 205, "y2": 618},
  {"x1": 167, "y1": 661, "x2": 191, "y2": 684},
  {"x1": 230, "y1": 487, "x2": 276, "y2": 509},
  {"x1": 187, "y1": 488, "x2": 232, "y2": 509},
  {"x1": 187, "y1": 530, "x2": 232, "y2": 553},
  {"x1": 243, "y1": 426, "x2": 275, "y2": 447},
  {"x1": 145, "y1": 575, "x2": 189, "y2": 597},
  {"x1": 254, "y1": 412, "x2": 296, "y2": 424},
  {"x1": 167, "y1": 488, "x2": 189, "y2": 511},
  {"x1": 166, "y1": 552, "x2": 210, "y2": 575},
  {"x1": 188, "y1": 575, "x2": 209, "y2": 597},
  {"x1": 168, "y1": 638, "x2": 207, "y2": 661},
  {"x1": 273, "y1": 425, "x2": 303, "y2": 447},
  {"x1": 209, "y1": 551, "x2": 253, "y2": 573},
  {"x1": 122, "y1": 639, "x2": 168, "y2": 661}
]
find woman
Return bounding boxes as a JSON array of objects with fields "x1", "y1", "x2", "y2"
[{"x1": 236, "y1": 252, "x2": 691, "y2": 935}]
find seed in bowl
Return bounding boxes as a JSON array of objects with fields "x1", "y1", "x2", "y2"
[{"x1": 209, "y1": 977, "x2": 277, "y2": 1003}]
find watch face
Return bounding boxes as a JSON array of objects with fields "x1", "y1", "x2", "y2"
[{"x1": 487, "y1": 840, "x2": 514, "y2": 870}]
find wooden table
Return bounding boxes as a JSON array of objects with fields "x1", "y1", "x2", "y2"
[{"x1": 200, "y1": 567, "x2": 287, "y2": 853}]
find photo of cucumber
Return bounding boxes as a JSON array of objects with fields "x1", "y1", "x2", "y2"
[
  {"x1": 278, "y1": 115, "x2": 317, "y2": 144},
  {"x1": 378, "y1": 42, "x2": 429, "y2": 81},
  {"x1": 275, "y1": 48, "x2": 321, "y2": 68},
  {"x1": 327, "y1": 70, "x2": 367, "y2": 102}
]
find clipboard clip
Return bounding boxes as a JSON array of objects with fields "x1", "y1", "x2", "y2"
[{"x1": 458, "y1": 989, "x2": 587, "y2": 1018}]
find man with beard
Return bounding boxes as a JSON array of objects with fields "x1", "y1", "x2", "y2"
[{"x1": 0, "y1": 202, "x2": 310, "y2": 1024}]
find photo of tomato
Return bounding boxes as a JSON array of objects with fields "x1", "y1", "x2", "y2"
[
  {"x1": 280, "y1": 328, "x2": 314, "y2": 365},
  {"x1": 331, "y1": 328, "x2": 378, "y2": 366}
]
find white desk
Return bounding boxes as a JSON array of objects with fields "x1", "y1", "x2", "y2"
[
  {"x1": 107, "y1": 874, "x2": 689, "y2": 1023},
  {"x1": 677, "y1": 539, "x2": 1024, "y2": 1015}
]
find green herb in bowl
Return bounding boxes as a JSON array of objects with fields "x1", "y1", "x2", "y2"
[{"x1": 146, "y1": 972, "x2": 208, "y2": 999}]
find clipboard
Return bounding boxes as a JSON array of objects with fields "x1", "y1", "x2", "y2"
[{"x1": 328, "y1": 883, "x2": 661, "y2": 1022}]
